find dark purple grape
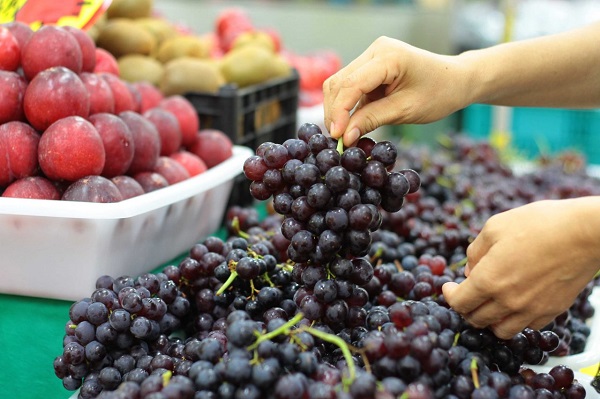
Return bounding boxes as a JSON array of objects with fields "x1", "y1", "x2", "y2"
[
  {"x1": 325, "y1": 207, "x2": 349, "y2": 232},
  {"x1": 399, "y1": 168, "x2": 421, "y2": 193},
  {"x1": 362, "y1": 160, "x2": 388, "y2": 188},
  {"x1": 294, "y1": 163, "x2": 321, "y2": 188},
  {"x1": 262, "y1": 168, "x2": 283, "y2": 191},
  {"x1": 243, "y1": 155, "x2": 268, "y2": 181},
  {"x1": 315, "y1": 148, "x2": 340, "y2": 174},
  {"x1": 324, "y1": 166, "x2": 350, "y2": 193},
  {"x1": 297, "y1": 123, "x2": 322, "y2": 143},
  {"x1": 263, "y1": 143, "x2": 289, "y2": 169},
  {"x1": 283, "y1": 138, "x2": 310, "y2": 160},
  {"x1": 249, "y1": 180, "x2": 272, "y2": 201},
  {"x1": 306, "y1": 182, "x2": 332, "y2": 210},
  {"x1": 341, "y1": 147, "x2": 367, "y2": 172}
]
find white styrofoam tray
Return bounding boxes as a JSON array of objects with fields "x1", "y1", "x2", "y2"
[
  {"x1": 530, "y1": 286, "x2": 600, "y2": 372},
  {"x1": 0, "y1": 145, "x2": 253, "y2": 301}
]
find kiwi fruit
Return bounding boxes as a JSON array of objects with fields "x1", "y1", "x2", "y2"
[
  {"x1": 106, "y1": 0, "x2": 153, "y2": 19},
  {"x1": 96, "y1": 18, "x2": 156, "y2": 58},
  {"x1": 156, "y1": 35, "x2": 212, "y2": 64},
  {"x1": 134, "y1": 17, "x2": 178, "y2": 47},
  {"x1": 220, "y1": 45, "x2": 278, "y2": 88},
  {"x1": 118, "y1": 54, "x2": 164, "y2": 85},
  {"x1": 160, "y1": 57, "x2": 225, "y2": 96}
]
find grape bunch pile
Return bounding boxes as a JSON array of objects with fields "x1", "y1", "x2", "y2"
[{"x1": 52, "y1": 125, "x2": 596, "y2": 399}]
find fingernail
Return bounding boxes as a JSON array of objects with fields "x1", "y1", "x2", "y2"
[
  {"x1": 330, "y1": 121, "x2": 337, "y2": 137},
  {"x1": 346, "y1": 127, "x2": 360, "y2": 145},
  {"x1": 464, "y1": 264, "x2": 471, "y2": 277}
]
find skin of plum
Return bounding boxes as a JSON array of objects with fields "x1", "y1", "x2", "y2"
[
  {"x1": 0, "y1": 121, "x2": 40, "y2": 187},
  {"x1": 38, "y1": 116, "x2": 106, "y2": 182},
  {"x1": 2, "y1": 176, "x2": 60, "y2": 200},
  {"x1": 133, "y1": 82, "x2": 164, "y2": 114},
  {"x1": 80, "y1": 72, "x2": 116, "y2": 115},
  {"x1": 88, "y1": 113, "x2": 135, "y2": 178},
  {"x1": 153, "y1": 156, "x2": 190, "y2": 185},
  {"x1": 0, "y1": 71, "x2": 27, "y2": 124},
  {"x1": 144, "y1": 108, "x2": 183, "y2": 156},
  {"x1": 23, "y1": 66, "x2": 90, "y2": 132},
  {"x1": 170, "y1": 151, "x2": 207, "y2": 177},
  {"x1": 100, "y1": 73, "x2": 137, "y2": 115},
  {"x1": 158, "y1": 95, "x2": 199, "y2": 147},
  {"x1": 133, "y1": 171, "x2": 169, "y2": 193},
  {"x1": 186, "y1": 129, "x2": 233, "y2": 169},
  {"x1": 119, "y1": 111, "x2": 161, "y2": 176},
  {"x1": 21, "y1": 25, "x2": 83, "y2": 80},
  {"x1": 62, "y1": 175, "x2": 123, "y2": 203}
]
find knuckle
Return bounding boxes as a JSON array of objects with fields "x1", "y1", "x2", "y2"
[
  {"x1": 361, "y1": 111, "x2": 381, "y2": 133},
  {"x1": 492, "y1": 325, "x2": 517, "y2": 340}
]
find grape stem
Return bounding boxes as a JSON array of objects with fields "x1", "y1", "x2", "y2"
[
  {"x1": 215, "y1": 269, "x2": 238, "y2": 296},
  {"x1": 470, "y1": 357, "x2": 480, "y2": 389},
  {"x1": 299, "y1": 325, "x2": 356, "y2": 390},
  {"x1": 162, "y1": 370, "x2": 172, "y2": 387},
  {"x1": 247, "y1": 312, "x2": 305, "y2": 351},
  {"x1": 230, "y1": 216, "x2": 250, "y2": 239},
  {"x1": 336, "y1": 137, "x2": 344, "y2": 155},
  {"x1": 450, "y1": 256, "x2": 468, "y2": 272}
]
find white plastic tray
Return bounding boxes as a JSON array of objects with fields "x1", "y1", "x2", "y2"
[{"x1": 0, "y1": 145, "x2": 253, "y2": 301}]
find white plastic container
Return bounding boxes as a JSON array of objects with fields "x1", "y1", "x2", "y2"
[{"x1": 0, "y1": 145, "x2": 253, "y2": 301}]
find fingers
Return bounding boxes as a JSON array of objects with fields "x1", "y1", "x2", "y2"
[
  {"x1": 325, "y1": 59, "x2": 400, "y2": 141},
  {"x1": 442, "y1": 280, "x2": 490, "y2": 316},
  {"x1": 465, "y1": 235, "x2": 487, "y2": 275},
  {"x1": 462, "y1": 299, "x2": 512, "y2": 330},
  {"x1": 528, "y1": 315, "x2": 556, "y2": 331},
  {"x1": 323, "y1": 50, "x2": 377, "y2": 139},
  {"x1": 489, "y1": 313, "x2": 537, "y2": 340}
]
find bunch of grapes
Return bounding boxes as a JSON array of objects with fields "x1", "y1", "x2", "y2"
[
  {"x1": 242, "y1": 124, "x2": 422, "y2": 330},
  {"x1": 243, "y1": 123, "x2": 420, "y2": 264}
]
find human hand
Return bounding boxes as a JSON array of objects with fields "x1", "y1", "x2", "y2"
[
  {"x1": 323, "y1": 36, "x2": 473, "y2": 147},
  {"x1": 442, "y1": 198, "x2": 600, "y2": 339}
]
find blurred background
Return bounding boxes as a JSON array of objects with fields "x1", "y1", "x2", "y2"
[{"x1": 152, "y1": 0, "x2": 600, "y2": 163}]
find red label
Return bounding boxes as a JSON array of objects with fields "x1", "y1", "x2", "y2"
[{"x1": 0, "y1": 0, "x2": 112, "y2": 31}]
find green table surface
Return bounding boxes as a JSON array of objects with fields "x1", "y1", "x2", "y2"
[{"x1": 1, "y1": 225, "x2": 232, "y2": 399}]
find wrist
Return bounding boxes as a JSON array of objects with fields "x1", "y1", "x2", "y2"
[
  {"x1": 454, "y1": 49, "x2": 492, "y2": 106},
  {"x1": 571, "y1": 196, "x2": 600, "y2": 267}
]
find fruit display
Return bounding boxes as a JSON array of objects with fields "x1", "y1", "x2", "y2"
[
  {"x1": 88, "y1": 1, "x2": 339, "y2": 106},
  {"x1": 0, "y1": 22, "x2": 236, "y2": 202},
  {"x1": 89, "y1": 3, "x2": 293, "y2": 96},
  {"x1": 52, "y1": 125, "x2": 600, "y2": 398}
]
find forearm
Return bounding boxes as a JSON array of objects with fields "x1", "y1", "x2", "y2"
[
  {"x1": 459, "y1": 22, "x2": 600, "y2": 109},
  {"x1": 571, "y1": 196, "x2": 600, "y2": 269}
]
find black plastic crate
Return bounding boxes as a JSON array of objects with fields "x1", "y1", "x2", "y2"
[{"x1": 185, "y1": 69, "x2": 300, "y2": 207}]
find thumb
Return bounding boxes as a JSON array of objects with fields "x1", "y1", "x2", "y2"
[
  {"x1": 343, "y1": 97, "x2": 403, "y2": 146},
  {"x1": 441, "y1": 281, "x2": 459, "y2": 301}
]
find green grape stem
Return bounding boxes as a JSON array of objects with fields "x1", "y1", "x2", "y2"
[
  {"x1": 215, "y1": 270, "x2": 238, "y2": 296},
  {"x1": 450, "y1": 257, "x2": 468, "y2": 272},
  {"x1": 230, "y1": 216, "x2": 250, "y2": 239},
  {"x1": 247, "y1": 312, "x2": 305, "y2": 351},
  {"x1": 470, "y1": 357, "x2": 480, "y2": 389},
  {"x1": 336, "y1": 137, "x2": 344, "y2": 155},
  {"x1": 300, "y1": 325, "x2": 356, "y2": 390},
  {"x1": 162, "y1": 370, "x2": 172, "y2": 387},
  {"x1": 453, "y1": 332, "x2": 460, "y2": 347}
]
